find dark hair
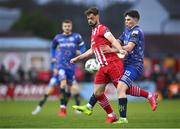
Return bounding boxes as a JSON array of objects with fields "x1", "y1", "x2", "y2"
[
  {"x1": 84, "y1": 7, "x2": 99, "y2": 16},
  {"x1": 62, "y1": 19, "x2": 72, "y2": 24},
  {"x1": 124, "y1": 10, "x2": 140, "y2": 20}
]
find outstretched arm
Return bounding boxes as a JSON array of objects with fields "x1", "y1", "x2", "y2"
[{"x1": 70, "y1": 48, "x2": 94, "y2": 64}]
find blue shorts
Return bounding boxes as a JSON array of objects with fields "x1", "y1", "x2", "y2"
[
  {"x1": 58, "y1": 68, "x2": 75, "y2": 85},
  {"x1": 48, "y1": 75, "x2": 59, "y2": 87},
  {"x1": 119, "y1": 65, "x2": 143, "y2": 87}
]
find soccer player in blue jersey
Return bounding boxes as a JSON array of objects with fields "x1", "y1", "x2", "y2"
[
  {"x1": 32, "y1": 20, "x2": 86, "y2": 116},
  {"x1": 51, "y1": 20, "x2": 86, "y2": 117},
  {"x1": 72, "y1": 10, "x2": 158, "y2": 123}
]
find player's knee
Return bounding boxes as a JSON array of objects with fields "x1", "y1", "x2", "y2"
[
  {"x1": 60, "y1": 80, "x2": 67, "y2": 89},
  {"x1": 117, "y1": 82, "x2": 128, "y2": 95},
  {"x1": 46, "y1": 87, "x2": 53, "y2": 95}
]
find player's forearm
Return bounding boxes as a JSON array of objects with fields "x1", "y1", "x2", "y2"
[
  {"x1": 77, "y1": 48, "x2": 93, "y2": 60},
  {"x1": 112, "y1": 39, "x2": 123, "y2": 52},
  {"x1": 122, "y1": 42, "x2": 135, "y2": 53},
  {"x1": 50, "y1": 47, "x2": 56, "y2": 58},
  {"x1": 105, "y1": 32, "x2": 123, "y2": 52}
]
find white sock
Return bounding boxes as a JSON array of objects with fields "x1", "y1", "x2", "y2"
[
  {"x1": 120, "y1": 117, "x2": 127, "y2": 120},
  {"x1": 148, "y1": 92, "x2": 152, "y2": 99},
  {"x1": 108, "y1": 112, "x2": 115, "y2": 117},
  {"x1": 60, "y1": 105, "x2": 66, "y2": 109},
  {"x1": 37, "y1": 105, "x2": 41, "y2": 110},
  {"x1": 86, "y1": 103, "x2": 92, "y2": 109}
]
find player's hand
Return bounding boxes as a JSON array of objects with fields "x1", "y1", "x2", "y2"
[
  {"x1": 51, "y1": 58, "x2": 57, "y2": 63},
  {"x1": 70, "y1": 57, "x2": 79, "y2": 64},
  {"x1": 100, "y1": 45, "x2": 113, "y2": 53},
  {"x1": 53, "y1": 69, "x2": 58, "y2": 76},
  {"x1": 118, "y1": 50, "x2": 128, "y2": 59}
]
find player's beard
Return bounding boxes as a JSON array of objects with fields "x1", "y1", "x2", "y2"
[{"x1": 88, "y1": 21, "x2": 97, "y2": 28}]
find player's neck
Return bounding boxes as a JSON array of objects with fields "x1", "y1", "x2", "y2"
[
  {"x1": 92, "y1": 23, "x2": 100, "y2": 29},
  {"x1": 63, "y1": 32, "x2": 72, "y2": 35},
  {"x1": 130, "y1": 24, "x2": 138, "y2": 30}
]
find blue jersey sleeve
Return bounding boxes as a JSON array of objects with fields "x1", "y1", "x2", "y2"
[
  {"x1": 119, "y1": 32, "x2": 125, "y2": 42},
  {"x1": 76, "y1": 34, "x2": 86, "y2": 53},
  {"x1": 129, "y1": 30, "x2": 140, "y2": 45},
  {"x1": 50, "y1": 35, "x2": 58, "y2": 70},
  {"x1": 50, "y1": 63, "x2": 55, "y2": 71},
  {"x1": 51, "y1": 35, "x2": 58, "y2": 58}
]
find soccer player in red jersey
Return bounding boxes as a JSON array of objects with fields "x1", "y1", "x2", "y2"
[
  {"x1": 70, "y1": 7, "x2": 127, "y2": 123},
  {"x1": 71, "y1": 8, "x2": 158, "y2": 124}
]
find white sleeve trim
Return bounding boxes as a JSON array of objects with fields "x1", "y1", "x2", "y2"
[
  {"x1": 104, "y1": 31, "x2": 111, "y2": 38},
  {"x1": 79, "y1": 41, "x2": 85, "y2": 46}
]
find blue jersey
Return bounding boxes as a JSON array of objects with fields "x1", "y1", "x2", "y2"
[
  {"x1": 119, "y1": 25, "x2": 144, "y2": 73},
  {"x1": 51, "y1": 33, "x2": 86, "y2": 70}
]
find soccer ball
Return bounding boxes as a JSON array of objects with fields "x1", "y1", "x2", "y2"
[{"x1": 85, "y1": 58, "x2": 100, "y2": 73}]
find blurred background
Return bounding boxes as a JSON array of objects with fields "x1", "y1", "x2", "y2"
[{"x1": 0, "y1": 0, "x2": 179, "y2": 101}]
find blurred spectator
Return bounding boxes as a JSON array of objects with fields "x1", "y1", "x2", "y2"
[
  {"x1": 168, "y1": 80, "x2": 180, "y2": 99},
  {"x1": 144, "y1": 56, "x2": 153, "y2": 78},
  {"x1": 37, "y1": 70, "x2": 50, "y2": 83},
  {"x1": 17, "y1": 65, "x2": 25, "y2": 84},
  {"x1": 163, "y1": 54, "x2": 175, "y2": 73},
  {"x1": 0, "y1": 64, "x2": 10, "y2": 84},
  {"x1": 28, "y1": 67, "x2": 38, "y2": 83},
  {"x1": 5, "y1": 82, "x2": 15, "y2": 100}
]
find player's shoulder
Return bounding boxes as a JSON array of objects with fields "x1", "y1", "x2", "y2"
[
  {"x1": 54, "y1": 33, "x2": 63, "y2": 39},
  {"x1": 72, "y1": 32, "x2": 82, "y2": 38},
  {"x1": 131, "y1": 26, "x2": 143, "y2": 35},
  {"x1": 98, "y1": 24, "x2": 108, "y2": 30}
]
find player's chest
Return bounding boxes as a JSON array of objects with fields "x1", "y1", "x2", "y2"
[
  {"x1": 123, "y1": 32, "x2": 131, "y2": 45},
  {"x1": 57, "y1": 37, "x2": 77, "y2": 48},
  {"x1": 91, "y1": 32, "x2": 104, "y2": 46}
]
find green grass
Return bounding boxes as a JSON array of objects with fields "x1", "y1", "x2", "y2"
[{"x1": 0, "y1": 99, "x2": 180, "y2": 128}]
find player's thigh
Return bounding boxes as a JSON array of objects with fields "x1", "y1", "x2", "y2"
[
  {"x1": 119, "y1": 65, "x2": 141, "y2": 87},
  {"x1": 58, "y1": 69, "x2": 68, "y2": 88},
  {"x1": 48, "y1": 76, "x2": 58, "y2": 87},
  {"x1": 94, "y1": 67, "x2": 110, "y2": 85},
  {"x1": 71, "y1": 83, "x2": 80, "y2": 95},
  {"x1": 66, "y1": 69, "x2": 75, "y2": 85},
  {"x1": 109, "y1": 60, "x2": 124, "y2": 87}
]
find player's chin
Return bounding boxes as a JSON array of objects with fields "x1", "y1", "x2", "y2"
[{"x1": 88, "y1": 24, "x2": 95, "y2": 28}]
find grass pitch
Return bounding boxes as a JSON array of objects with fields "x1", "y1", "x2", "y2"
[{"x1": 0, "y1": 99, "x2": 180, "y2": 128}]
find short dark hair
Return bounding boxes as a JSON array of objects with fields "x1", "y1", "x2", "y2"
[
  {"x1": 62, "y1": 19, "x2": 72, "y2": 24},
  {"x1": 124, "y1": 10, "x2": 140, "y2": 20},
  {"x1": 84, "y1": 7, "x2": 99, "y2": 16}
]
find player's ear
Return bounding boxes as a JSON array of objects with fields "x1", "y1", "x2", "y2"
[{"x1": 96, "y1": 14, "x2": 99, "y2": 19}]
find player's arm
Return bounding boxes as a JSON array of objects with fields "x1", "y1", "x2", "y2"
[
  {"x1": 76, "y1": 42, "x2": 86, "y2": 55},
  {"x1": 76, "y1": 34, "x2": 86, "y2": 55},
  {"x1": 104, "y1": 31, "x2": 127, "y2": 57},
  {"x1": 100, "y1": 39, "x2": 122, "y2": 53},
  {"x1": 50, "y1": 37, "x2": 58, "y2": 70},
  {"x1": 105, "y1": 41, "x2": 135, "y2": 53},
  {"x1": 123, "y1": 30, "x2": 139, "y2": 53},
  {"x1": 122, "y1": 42, "x2": 135, "y2": 53},
  {"x1": 70, "y1": 48, "x2": 93, "y2": 64}
]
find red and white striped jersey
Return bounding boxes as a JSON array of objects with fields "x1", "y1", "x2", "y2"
[{"x1": 91, "y1": 24, "x2": 120, "y2": 67}]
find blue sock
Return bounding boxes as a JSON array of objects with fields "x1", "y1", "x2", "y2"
[
  {"x1": 118, "y1": 98, "x2": 127, "y2": 118},
  {"x1": 89, "y1": 94, "x2": 97, "y2": 108},
  {"x1": 65, "y1": 92, "x2": 71, "y2": 106},
  {"x1": 74, "y1": 94, "x2": 80, "y2": 106},
  {"x1": 39, "y1": 94, "x2": 48, "y2": 107},
  {"x1": 60, "y1": 88, "x2": 66, "y2": 105}
]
